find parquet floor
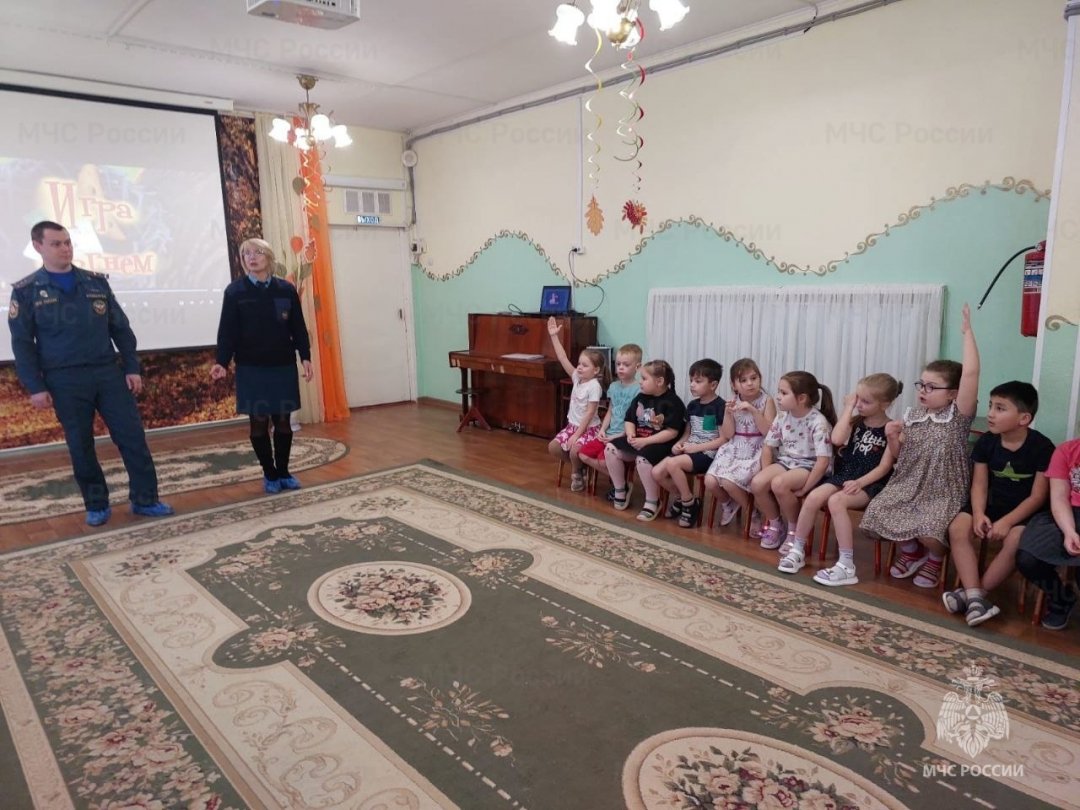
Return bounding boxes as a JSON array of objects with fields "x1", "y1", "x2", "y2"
[{"x1": 2, "y1": 401, "x2": 1077, "y2": 658}]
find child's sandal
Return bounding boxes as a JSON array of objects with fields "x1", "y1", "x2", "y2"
[
  {"x1": 613, "y1": 487, "x2": 630, "y2": 511},
  {"x1": 912, "y1": 558, "x2": 942, "y2": 589},
  {"x1": 965, "y1": 597, "x2": 1001, "y2": 627},
  {"x1": 942, "y1": 588, "x2": 967, "y2": 614},
  {"x1": 889, "y1": 549, "x2": 929, "y2": 579},
  {"x1": 637, "y1": 500, "x2": 660, "y2": 522}
]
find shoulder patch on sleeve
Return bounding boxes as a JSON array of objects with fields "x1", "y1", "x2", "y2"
[{"x1": 7, "y1": 298, "x2": 18, "y2": 319}]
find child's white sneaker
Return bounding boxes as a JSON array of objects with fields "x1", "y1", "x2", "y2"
[{"x1": 720, "y1": 500, "x2": 741, "y2": 526}]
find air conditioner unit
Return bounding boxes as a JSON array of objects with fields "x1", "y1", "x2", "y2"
[
  {"x1": 246, "y1": 0, "x2": 360, "y2": 30},
  {"x1": 344, "y1": 189, "x2": 392, "y2": 217}
]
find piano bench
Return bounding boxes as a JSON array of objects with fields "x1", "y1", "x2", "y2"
[{"x1": 454, "y1": 388, "x2": 492, "y2": 433}]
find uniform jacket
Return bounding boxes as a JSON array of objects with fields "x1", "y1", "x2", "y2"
[
  {"x1": 215, "y1": 275, "x2": 311, "y2": 368},
  {"x1": 7, "y1": 266, "x2": 138, "y2": 394}
]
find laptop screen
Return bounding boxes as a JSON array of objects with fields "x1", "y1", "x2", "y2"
[{"x1": 539, "y1": 285, "x2": 572, "y2": 314}]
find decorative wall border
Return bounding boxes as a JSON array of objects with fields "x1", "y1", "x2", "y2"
[
  {"x1": 1046, "y1": 314, "x2": 1079, "y2": 330},
  {"x1": 421, "y1": 230, "x2": 560, "y2": 282},
  {"x1": 418, "y1": 178, "x2": 1050, "y2": 283}
]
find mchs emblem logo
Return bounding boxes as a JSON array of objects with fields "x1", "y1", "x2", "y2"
[{"x1": 936, "y1": 664, "x2": 1010, "y2": 759}]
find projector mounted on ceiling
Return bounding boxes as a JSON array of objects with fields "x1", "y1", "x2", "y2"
[{"x1": 246, "y1": 0, "x2": 360, "y2": 30}]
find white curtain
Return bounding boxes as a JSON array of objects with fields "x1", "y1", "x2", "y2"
[
  {"x1": 647, "y1": 285, "x2": 944, "y2": 416},
  {"x1": 254, "y1": 111, "x2": 325, "y2": 424}
]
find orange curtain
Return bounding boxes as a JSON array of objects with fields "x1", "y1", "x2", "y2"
[{"x1": 299, "y1": 147, "x2": 350, "y2": 421}]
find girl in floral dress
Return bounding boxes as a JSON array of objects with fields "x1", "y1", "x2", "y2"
[
  {"x1": 704, "y1": 358, "x2": 776, "y2": 529},
  {"x1": 860, "y1": 304, "x2": 980, "y2": 588},
  {"x1": 750, "y1": 371, "x2": 837, "y2": 551}
]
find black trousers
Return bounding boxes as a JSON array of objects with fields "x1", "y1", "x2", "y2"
[
  {"x1": 47, "y1": 364, "x2": 158, "y2": 510},
  {"x1": 1016, "y1": 549, "x2": 1077, "y2": 612}
]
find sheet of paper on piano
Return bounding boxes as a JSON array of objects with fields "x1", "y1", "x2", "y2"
[{"x1": 500, "y1": 353, "x2": 546, "y2": 360}]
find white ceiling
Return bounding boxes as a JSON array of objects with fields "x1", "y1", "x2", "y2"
[{"x1": 0, "y1": 0, "x2": 819, "y2": 132}]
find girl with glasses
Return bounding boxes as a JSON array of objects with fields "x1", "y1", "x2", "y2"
[{"x1": 859, "y1": 304, "x2": 980, "y2": 588}]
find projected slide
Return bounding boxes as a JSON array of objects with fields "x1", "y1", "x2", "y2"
[{"x1": 0, "y1": 89, "x2": 230, "y2": 361}]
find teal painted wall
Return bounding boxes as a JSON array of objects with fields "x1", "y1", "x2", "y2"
[{"x1": 415, "y1": 188, "x2": 1077, "y2": 442}]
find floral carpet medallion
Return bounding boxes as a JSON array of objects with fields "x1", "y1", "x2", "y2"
[
  {"x1": 0, "y1": 462, "x2": 1077, "y2": 810},
  {"x1": 0, "y1": 436, "x2": 347, "y2": 525}
]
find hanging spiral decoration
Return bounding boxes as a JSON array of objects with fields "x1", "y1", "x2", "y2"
[
  {"x1": 584, "y1": 27, "x2": 605, "y2": 188},
  {"x1": 613, "y1": 18, "x2": 646, "y2": 193}
]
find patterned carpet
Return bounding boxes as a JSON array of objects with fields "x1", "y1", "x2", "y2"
[
  {"x1": 0, "y1": 462, "x2": 1076, "y2": 810},
  {"x1": 0, "y1": 436, "x2": 347, "y2": 524}
]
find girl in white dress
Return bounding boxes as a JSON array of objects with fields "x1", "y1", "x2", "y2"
[{"x1": 704, "y1": 358, "x2": 777, "y2": 528}]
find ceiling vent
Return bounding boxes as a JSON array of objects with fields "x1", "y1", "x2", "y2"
[{"x1": 246, "y1": 0, "x2": 360, "y2": 30}]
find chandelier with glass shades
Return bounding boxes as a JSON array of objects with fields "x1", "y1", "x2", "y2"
[
  {"x1": 268, "y1": 74, "x2": 352, "y2": 151},
  {"x1": 549, "y1": 0, "x2": 689, "y2": 46}
]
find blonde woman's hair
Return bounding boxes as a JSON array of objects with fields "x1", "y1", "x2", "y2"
[{"x1": 239, "y1": 238, "x2": 275, "y2": 273}]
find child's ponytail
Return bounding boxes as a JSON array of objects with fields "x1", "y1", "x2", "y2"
[{"x1": 817, "y1": 383, "x2": 838, "y2": 427}]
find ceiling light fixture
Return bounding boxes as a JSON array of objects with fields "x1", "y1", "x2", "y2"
[
  {"x1": 548, "y1": 0, "x2": 688, "y2": 46},
  {"x1": 549, "y1": 3, "x2": 587, "y2": 45},
  {"x1": 268, "y1": 74, "x2": 352, "y2": 151},
  {"x1": 649, "y1": 0, "x2": 689, "y2": 30}
]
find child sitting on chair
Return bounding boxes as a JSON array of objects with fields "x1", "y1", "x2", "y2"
[
  {"x1": 547, "y1": 317, "x2": 608, "y2": 491},
  {"x1": 578, "y1": 344, "x2": 642, "y2": 494},
  {"x1": 943, "y1": 381, "x2": 1054, "y2": 626},
  {"x1": 1015, "y1": 436, "x2": 1080, "y2": 630},
  {"x1": 704, "y1": 358, "x2": 776, "y2": 531},
  {"x1": 860, "y1": 304, "x2": 980, "y2": 589},
  {"x1": 605, "y1": 360, "x2": 686, "y2": 521},
  {"x1": 751, "y1": 371, "x2": 837, "y2": 551},
  {"x1": 779, "y1": 373, "x2": 901, "y2": 581},
  {"x1": 654, "y1": 359, "x2": 726, "y2": 528}
]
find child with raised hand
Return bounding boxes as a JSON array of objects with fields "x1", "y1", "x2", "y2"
[
  {"x1": 751, "y1": 371, "x2": 837, "y2": 551},
  {"x1": 943, "y1": 381, "x2": 1054, "y2": 625},
  {"x1": 1016, "y1": 436, "x2": 1080, "y2": 630},
  {"x1": 546, "y1": 317, "x2": 608, "y2": 492},
  {"x1": 704, "y1": 358, "x2": 776, "y2": 530},
  {"x1": 777, "y1": 373, "x2": 901, "y2": 581},
  {"x1": 860, "y1": 303, "x2": 980, "y2": 589},
  {"x1": 654, "y1": 359, "x2": 726, "y2": 528},
  {"x1": 578, "y1": 344, "x2": 642, "y2": 494},
  {"x1": 605, "y1": 360, "x2": 686, "y2": 521}
]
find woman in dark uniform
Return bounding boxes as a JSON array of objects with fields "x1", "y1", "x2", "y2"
[{"x1": 211, "y1": 238, "x2": 313, "y2": 493}]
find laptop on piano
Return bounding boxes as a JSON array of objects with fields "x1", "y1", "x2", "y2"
[{"x1": 538, "y1": 284, "x2": 572, "y2": 315}]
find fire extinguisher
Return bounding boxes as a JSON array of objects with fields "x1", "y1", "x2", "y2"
[
  {"x1": 976, "y1": 240, "x2": 1044, "y2": 336},
  {"x1": 1020, "y1": 241, "x2": 1046, "y2": 337}
]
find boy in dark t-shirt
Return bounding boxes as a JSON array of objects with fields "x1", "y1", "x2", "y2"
[
  {"x1": 654, "y1": 359, "x2": 726, "y2": 528},
  {"x1": 943, "y1": 381, "x2": 1055, "y2": 627}
]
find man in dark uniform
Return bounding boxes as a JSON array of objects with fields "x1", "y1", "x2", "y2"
[{"x1": 8, "y1": 220, "x2": 174, "y2": 526}]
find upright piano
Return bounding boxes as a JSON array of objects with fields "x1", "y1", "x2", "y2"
[{"x1": 449, "y1": 313, "x2": 598, "y2": 438}]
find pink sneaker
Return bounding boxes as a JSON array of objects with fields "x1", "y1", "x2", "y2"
[{"x1": 759, "y1": 523, "x2": 785, "y2": 550}]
